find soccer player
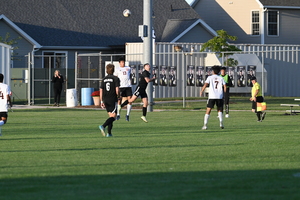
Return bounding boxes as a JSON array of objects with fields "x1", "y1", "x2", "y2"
[
  {"x1": 0, "y1": 73, "x2": 12, "y2": 136},
  {"x1": 200, "y1": 65, "x2": 226, "y2": 130},
  {"x1": 121, "y1": 63, "x2": 156, "y2": 123},
  {"x1": 249, "y1": 76, "x2": 266, "y2": 122},
  {"x1": 220, "y1": 67, "x2": 233, "y2": 118},
  {"x1": 116, "y1": 57, "x2": 132, "y2": 121},
  {"x1": 99, "y1": 64, "x2": 120, "y2": 137}
]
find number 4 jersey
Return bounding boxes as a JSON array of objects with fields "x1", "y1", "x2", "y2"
[
  {"x1": 205, "y1": 74, "x2": 226, "y2": 99},
  {"x1": 0, "y1": 83, "x2": 11, "y2": 112}
]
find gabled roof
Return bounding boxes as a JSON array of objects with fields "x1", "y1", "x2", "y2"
[
  {"x1": 192, "y1": 0, "x2": 300, "y2": 9},
  {"x1": 259, "y1": 0, "x2": 300, "y2": 7},
  {"x1": 0, "y1": 0, "x2": 202, "y2": 48}
]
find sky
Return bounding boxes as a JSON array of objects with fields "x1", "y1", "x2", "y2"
[{"x1": 186, "y1": 0, "x2": 194, "y2": 5}]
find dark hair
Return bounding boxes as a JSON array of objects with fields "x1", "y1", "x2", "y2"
[
  {"x1": 0, "y1": 73, "x2": 3, "y2": 82},
  {"x1": 250, "y1": 76, "x2": 256, "y2": 81},
  {"x1": 106, "y1": 64, "x2": 115, "y2": 75},
  {"x1": 212, "y1": 65, "x2": 221, "y2": 74},
  {"x1": 144, "y1": 63, "x2": 150, "y2": 68},
  {"x1": 221, "y1": 67, "x2": 226, "y2": 70},
  {"x1": 119, "y1": 57, "x2": 125, "y2": 63}
]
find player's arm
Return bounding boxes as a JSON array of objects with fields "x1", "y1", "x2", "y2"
[
  {"x1": 115, "y1": 86, "x2": 120, "y2": 99},
  {"x1": 223, "y1": 83, "x2": 227, "y2": 93},
  {"x1": 99, "y1": 88, "x2": 104, "y2": 108},
  {"x1": 144, "y1": 76, "x2": 155, "y2": 83},
  {"x1": 200, "y1": 83, "x2": 208, "y2": 97},
  {"x1": 7, "y1": 94, "x2": 12, "y2": 107}
]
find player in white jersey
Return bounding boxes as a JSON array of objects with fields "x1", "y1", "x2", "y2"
[
  {"x1": 200, "y1": 66, "x2": 226, "y2": 130},
  {"x1": 116, "y1": 57, "x2": 132, "y2": 121},
  {"x1": 0, "y1": 73, "x2": 12, "y2": 136}
]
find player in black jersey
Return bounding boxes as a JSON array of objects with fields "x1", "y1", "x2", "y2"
[
  {"x1": 99, "y1": 64, "x2": 120, "y2": 137},
  {"x1": 121, "y1": 63, "x2": 155, "y2": 122}
]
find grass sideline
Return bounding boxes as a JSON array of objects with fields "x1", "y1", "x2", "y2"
[{"x1": 0, "y1": 102, "x2": 300, "y2": 199}]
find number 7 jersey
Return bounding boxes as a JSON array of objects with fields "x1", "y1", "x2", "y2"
[{"x1": 205, "y1": 74, "x2": 226, "y2": 99}]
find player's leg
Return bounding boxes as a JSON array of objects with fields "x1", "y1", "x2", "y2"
[
  {"x1": 0, "y1": 114, "x2": 8, "y2": 136},
  {"x1": 125, "y1": 87, "x2": 133, "y2": 121},
  {"x1": 99, "y1": 103, "x2": 117, "y2": 136},
  {"x1": 217, "y1": 99, "x2": 224, "y2": 129},
  {"x1": 53, "y1": 88, "x2": 58, "y2": 106},
  {"x1": 202, "y1": 100, "x2": 214, "y2": 130},
  {"x1": 116, "y1": 89, "x2": 124, "y2": 120},
  {"x1": 141, "y1": 97, "x2": 148, "y2": 123}
]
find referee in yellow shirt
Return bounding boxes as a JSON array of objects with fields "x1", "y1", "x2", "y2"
[{"x1": 249, "y1": 76, "x2": 266, "y2": 122}]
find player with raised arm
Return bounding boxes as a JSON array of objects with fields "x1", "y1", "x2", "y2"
[
  {"x1": 116, "y1": 57, "x2": 132, "y2": 121},
  {"x1": 99, "y1": 64, "x2": 120, "y2": 137},
  {"x1": 0, "y1": 73, "x2": 12, "y2": 136},
  {"x1": 200, "y1": 65, "x2": 226, "y2": 130}
]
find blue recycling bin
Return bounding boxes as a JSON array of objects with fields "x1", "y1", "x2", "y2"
[{"x1": 81, "y1": 88, "x2": 94, "y2": 106}]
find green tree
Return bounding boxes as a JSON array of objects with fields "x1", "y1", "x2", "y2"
[
  {"x1": 0, "y1": 32, "x2": 22, "y2": 59},
  {"x1": 200, "y1": 29, "x2": 241, "y2": 66}
]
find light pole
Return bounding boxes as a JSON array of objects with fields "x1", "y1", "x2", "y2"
[{"x1": 143, "y1": 0, "x2": 153, "y2": 112}]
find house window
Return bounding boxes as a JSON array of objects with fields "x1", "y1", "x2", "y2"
[
  {"x1": 43, "y1": 52, "x2": 67, "y2": 68},
  {"x1": 268, "y1": 11, "x2": 278, "y2": 36},
  {"x1": 252, "y1": 11, "x2": 260, "y2": 35}
]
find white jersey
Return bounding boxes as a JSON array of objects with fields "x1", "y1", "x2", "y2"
[
  {"x1": 0, "y1": 83, "x2": 11, "y2": 112},
  {"x1": 205, "y1": 74, "x2": 225, "y2": 99},
  {"x1": 117, "y1": 66, "x2": 131, "y2": 88}
]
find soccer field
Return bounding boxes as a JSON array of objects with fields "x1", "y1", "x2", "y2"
[{"x1": 0, "y1": 107, "x2": 300, "y2": 200}]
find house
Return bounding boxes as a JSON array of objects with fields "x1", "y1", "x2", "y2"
[
  {"x1": 0, "y1": 0, "x2": 216, "y2": 69},
  {"x1": 192, "y1": 0, "x2": 300, "y2": 44},
  {"x1": 0, "y1": 0, "x2": 218, "y2": 101}
]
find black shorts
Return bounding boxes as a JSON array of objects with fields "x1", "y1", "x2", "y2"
[
  {"x1": 0, "y1": 112, "x2": 8, "y2": 119},
  {"x1": 133, "y1": 86, "x2": 147, "y2": 99},
  {"x1": 120, "y1": 87, "x2": 132, "y2": 97},
  {"x1": 104, "y1": 102, "x2": 118, "y2": 113},
  {"x1": 252, "y1": 96, "x2": 264, "y2": 110},
  {"x1": 207, "y1": 99, "x2": 224, "y2": 109}
]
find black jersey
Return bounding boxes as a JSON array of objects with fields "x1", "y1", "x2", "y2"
[
  {"x1": 138, "y1": 70, "x2": 150, "y2": 89},
  {"x1": 100, "y1": 74, "x2": 120, "y2": 103}
]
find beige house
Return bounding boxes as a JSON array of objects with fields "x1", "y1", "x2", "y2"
[{"x1": 192, "y1": 0, "x2": 300, "y2": 44}]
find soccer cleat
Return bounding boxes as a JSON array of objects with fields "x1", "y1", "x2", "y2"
[
  {"x1": 106, "y1": 133, "x2": 113, "y2": 137},
  {"x1": 116, "y1": 115, "x2": 120, "y2": 120},
  {"x1": 126, "y1": 115, "x2": 130, "y2": 121},
  {"x1": 261, "y1": 112, "x2": 266, "y2": 120},
  {"x1": 141, "y1": 116, "x2": 148, "y2": 123},
  {"x1": 99, "y1": 125, "x2": 106, "y2": 136},
  {"x1": 257, "y1": 120, "x2": 262, "y2": 122},
  {"x1": 225, "y1": 114, "x2": 229, "y2": 118},
  {"x1": 220, "y1": 123, "x2": 224, "y2": 129},
  {"x1": 202, "y1": 125, "x2": 207, "y2": 130}
]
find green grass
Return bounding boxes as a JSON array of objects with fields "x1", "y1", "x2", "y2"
[{"x1": 0, "y1": 102, "x2": 300, "y2": 199}]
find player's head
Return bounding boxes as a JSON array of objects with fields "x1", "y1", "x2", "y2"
[
  {"x1": 106, "y1": 64, "x2": 115, "y2": 75},
  {"x1": 119, "y1": 57, "x2": 125, "y2": 67},
  {"x1": 251, "y1": 76, "x2": 257, "y2": 84},
  {"x1": 212, "y1": 65, "x2": 221, "y2": 75},
  {"x1": 144, "y1": 63, "x2": 150, "y2": 71},
  {"x1": 220, "y1": 67, "x2": 226, "y2": 75},
  {"x1": 0, "y1": 73, "x2": 4, "y2": 82}
]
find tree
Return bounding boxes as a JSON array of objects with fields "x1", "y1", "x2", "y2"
[
  {"x1": 200, "y1": 29, "x2": 241, "y2": 66},
  {"x1": 0, "y1": 32, "x2": 22, "y2": 59}
]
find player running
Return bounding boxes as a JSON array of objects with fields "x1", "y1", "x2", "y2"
[
  {"x1": 0, "y1": 73, "x2": 12, "y2": 136},
  {"x1": 200, "y1": 65, "x2": 226, "y2": 130}
]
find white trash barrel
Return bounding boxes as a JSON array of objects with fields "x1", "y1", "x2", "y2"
[{"x1": 66, "y1": 88, "x2": 78, "y2": 107}]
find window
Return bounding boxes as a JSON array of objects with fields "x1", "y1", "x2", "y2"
[
  {"x1": 252, "y1": 11, "x2": 260, "y2": 35},
  {"x1": 268, "y1": 11, "x2": 278, "y2": 36},
  {"x1": 43, "y1": 52, "x2": 67, "y2": 68}
]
